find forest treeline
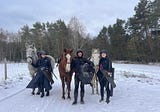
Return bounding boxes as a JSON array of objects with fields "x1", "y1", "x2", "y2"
[{"x1": 0, "y1": 0, "x2": 160, "y2": 63}]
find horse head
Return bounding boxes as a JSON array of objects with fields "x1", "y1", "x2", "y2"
[
  {"x1": 25, "y1": 42, "x2": 38, "y2": 65},
  {"x1": 61, "y1": 48, "x2": 74, "y2": 73},
  {"x1": 91, "y1": 48, "x2": 100, "y2": 66}
]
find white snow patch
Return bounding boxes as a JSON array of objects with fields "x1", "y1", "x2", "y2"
[{"x1": 0, "y1": 63, "x2": 160, "y2": 112}]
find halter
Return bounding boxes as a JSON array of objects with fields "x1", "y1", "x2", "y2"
[{"x1": 26, "y1": 47, "x2": 37, "y2": 65}]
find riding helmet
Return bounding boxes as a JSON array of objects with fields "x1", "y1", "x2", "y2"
[
  {"x1": 39, "y1": 50, "x2": 46, "y2": 55},
  {"x1": 100, "y1": 50, "x2": 107, "y2": 54}
]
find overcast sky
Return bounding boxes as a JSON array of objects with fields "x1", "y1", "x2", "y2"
[{"x1": 0, "y1": 0, "x2": 140, "y2": 36}]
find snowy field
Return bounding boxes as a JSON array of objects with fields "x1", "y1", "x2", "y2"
[{"x1": 0, "y1": 62, "x2": 160, "y2": 112}]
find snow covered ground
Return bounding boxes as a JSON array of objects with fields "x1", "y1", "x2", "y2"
[{"x1": 0, "y1": 63, "x2": 160, "y2": 112}]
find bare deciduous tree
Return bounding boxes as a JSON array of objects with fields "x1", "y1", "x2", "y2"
[{"x1": 68, "y1": 16, "x2": 87, "y2": 51}]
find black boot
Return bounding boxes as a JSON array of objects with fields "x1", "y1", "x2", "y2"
[
  {"x1": 99, "y1": 97, "x2": 104, "y2": 102},
  {"x1": 80, "y1": 84, "x2": 84, "y2": 104},
  {"x1": 32, "y1": 91, "x2": 35, "y2": 95},
  {"x1": 41, "y1": 88, "x2": 44, "y2": 98},
  {"x1": 72, "y1": 86, "x2": 78, "y2": 105},
  {"x1": 72, "y1": 100, "x2": 77, "y2": 105},
  {"x1": 36, "y1": 88, "x2": 40, "y2": 95},
  {"x1": 41, "y1": 92, "x2": 44, "y2": 98},
  {"x1": 72, "y1": 92, "x2": 78, "y2": 105},
  {"x1": 80, "y1": 97, "x2": 84, "y2": 104},
  {"x1": 106, "y1": 98, "x2": 110, "y2": 104},
  {"x1": 46, "y1": 91, "x2": 49, "y2": 96},
  {"x1": 36, "y1": 92, "x2": 40, "y2": 95},
  {"x1": 32, "y1": 88, "x2": 35, "y2": 95}
]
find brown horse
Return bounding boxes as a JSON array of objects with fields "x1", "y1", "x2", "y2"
[{"x1": 58, "y1": 48, "x2": 74, "y2": 99}]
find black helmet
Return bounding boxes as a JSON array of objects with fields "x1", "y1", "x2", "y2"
[
  {"x1": 100, "y1": 50, "x2": 107, "y2": 54},
  {"x1": 76, "y1": 49, "x2": 83, "y2": 56},
  {"x1": 39, "y1": 50, "x2": 46, "y2": 55}
]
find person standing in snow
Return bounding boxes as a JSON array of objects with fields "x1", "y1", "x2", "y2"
[
  {"x1": 27, "y1": 50, "x2": 53, "y2": 97},
  {"x1": 71, "y1": 49, "x2": 94, "y2": 105},
  {"x1": 97, "y1": 50, "x2": 113, "y2": 103}
]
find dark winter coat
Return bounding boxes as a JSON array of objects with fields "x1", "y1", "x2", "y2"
[
  {"x1": 97, "y1": 57, "x2": 112, "y2": 82},
  {"x1": 71, "y1": 57, "x2": 94, "y2": 73},
  {"x1": 71, "y1": 57, "x2": 95, "y2": 84},
  {"x1": 97, "y1": 57, "x2": 113, "y2": 99},
  {"x1": 32, "y1": 57, "x2": 53, "y2": 73},
  {"x1": 26, "y1": 57, "x2": 52, "y2": 91}
]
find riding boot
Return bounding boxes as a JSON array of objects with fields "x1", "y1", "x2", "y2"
[
  {"x1": 41, "y1": 92, "x2": 44, "y2": 98},
  {"x1": 106, "y1": 98, "x2": 110, "y2": 104},
  {"x1": 72, "y1": 100, "x2": 77, "y2": 105},
  {"x1": 46, "y1": 91, "x2": 49, "y2": 96},
  {"x1": 106, "y1": 82, "x2": 110, "y2": 103},
  {"x1": 72, "y1": 76, "x2": 79, "y2": 105},
  {"x1": 36, "y1": 88, "x2": 41, "y2": 95},
  {"x1": 100, "y1": 88, "x2": 104, "y2": 102},
  {"x1": 80, "y1": 91, "x2": 84, "y2": 104},
  {"x1": 32, "y1": 91, "x2": 35, "y2": 95},
  {"x1": 72, "y1": 92, "x2": 78, "y2": 105},
  {"x1": 32, "y1": 88, "x2": 35, "y2": 95},
  {"x1": 80, "y1": 97, "x2": 84, "y2": 104},
  {"x1": 99, "y1": 97, "x2": 104, "y2": 102},
  {"x1": 41, "y1": 89, "x2": 44, "y2": 98}
]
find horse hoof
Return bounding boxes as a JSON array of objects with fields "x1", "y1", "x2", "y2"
[
  {"x1": 32, "y1": 92, "x2": 35, "y2": 95},
  {"x1": 41, "y1": 93, "x2": 44, "y2": 98},
  {"x1": 67, "y1": 96, "x2": 71, "y2": 99},
  {"x1": 36, "y1": 92, "x2": 40, "y2": 95}
]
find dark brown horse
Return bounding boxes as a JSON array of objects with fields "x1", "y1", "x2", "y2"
[{"x1": 58, "y1": 48, "x2": 74, "y2": 99}]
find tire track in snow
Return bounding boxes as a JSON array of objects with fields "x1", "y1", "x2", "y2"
[{"x1": 0, "y1": 88, "x2": 26, "y2": 103}]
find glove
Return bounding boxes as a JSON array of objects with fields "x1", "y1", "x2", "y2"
[
  {"x1": 40, "y1": 67, "x2": 45, "y2": 71},
  {"x1": 27, "y1": 58, "x2": 32, "y2": 64},
  {"x1": 108, "y1": 72, "x2": 112, "y2": 77}
]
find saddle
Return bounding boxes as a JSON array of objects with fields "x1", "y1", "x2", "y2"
[{"x1": 79, "y1": 63, "x2": 95, "y2": 84}]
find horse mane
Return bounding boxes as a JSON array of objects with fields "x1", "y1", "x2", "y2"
[
  {"x1": 90, "y1": 48, "x2": 100, "y2": 67},
  {"x1": 46, "y1": 55, "x2": 55, "y2": 70}
]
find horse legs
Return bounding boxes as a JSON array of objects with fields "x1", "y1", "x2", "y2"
[
  {"x1": 91, "y1": 74, "x2": 99, "y2": 95},
  {"x1": 66, "y1": 76, "x2": 72, "y2": 99},
  {"x1": 95, "y1": 75, "x2": 99, "y2": 95},
  {"x1": 31, "y1": 75, "x2": 35, "y2": 95},
  {"x1": 61, "y1": 77, "x2": 65, "y2": 99},
  {"x1": 91, "y1": 82, "x2": 95, "y2": 95},
  {"x1": 91, "y1": 74, "x2": 96, "y2": 94},
  {"x1": 32, "y1": 88, "x2": 35, "y2": 95}
]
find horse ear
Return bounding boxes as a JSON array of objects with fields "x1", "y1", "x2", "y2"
[
  {"x1": 25, "y1": 42, "x2": 29, "y2": 48},
  {"x1": 64, "y1": 48, "x2": 67, "y2": 52},
  {"x1": 32, "y1": 43, "x2": 35, "y2": 47},
  {"x1": 70, "y1": 49, "x2": 74, "y2": 53}
]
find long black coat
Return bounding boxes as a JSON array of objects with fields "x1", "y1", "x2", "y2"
[{"x1": 26, "y1": 57, "x2": 52, "y2": 91}]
